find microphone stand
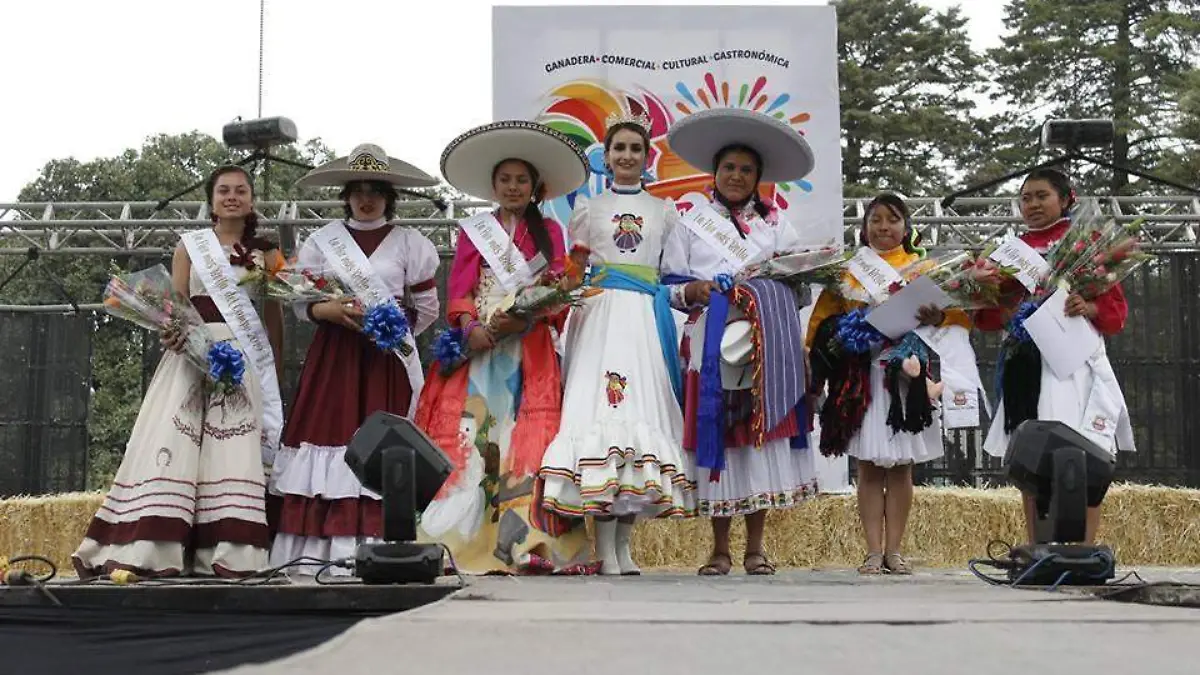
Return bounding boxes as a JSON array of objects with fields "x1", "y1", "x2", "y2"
[{"x1": 0, "y1": 247, "x2": 81, "y2": 313}]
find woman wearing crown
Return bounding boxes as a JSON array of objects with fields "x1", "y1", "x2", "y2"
[
  {"x1": 538, "y1": 112, "x2": 696, "y2": 575},
  {"x1": 267, "y1": 144, "x2": 442, "y2": 574},
  {"x1": 414, "y1": 120, "x2": 596, "y2": 574},
  {"x1": 660, "y1": 108, "x2": 819, "y2": 576}
]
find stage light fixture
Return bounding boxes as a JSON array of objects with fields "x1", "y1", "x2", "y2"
[
  {"x1": 222, "y1": 116, "x2": 299, "y2": 151},
  {"x1": 343, "y1": 412, "x2": 454, "y2": 584},
  {"x1": 999, "y1": 420, "x2": 1118, "y2": 585},
  {"x1": 1040, "y1": 119, "x2": 1115, "y2": 152}
]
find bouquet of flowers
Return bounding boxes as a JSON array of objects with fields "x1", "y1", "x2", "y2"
[
  {"x1": 240, "y1": 258, "x2": 349, "y2": 304},
  {"x1": 1035, "y1": 211, "x2": 1151, "y2": 301},
  {"x1": 240, "y1": 261, "x2": 414, "y2": 357},
  {"x1": 431, "y1": 325, "x2": 473, "y2": 375},
  {"x1": 738, "y1": 245, "x2": 852, "y2": 293},
  {"x1": 362, "y1": 301, "x2": 414, "y2": 358},
  {"x1": 490, "y1": 257, "x2": 604, "y2": 323},
  {"x1": 103, "y1": 264, "x2": 246, "y2": 395},
  {"x1": 989, "y1": 205, "x2": 1152, "y2": 346},
  {"x1": 433, "y1": 258, "x2": 603, "y2": 375},
  {"x1": 896, "y1": 251, "x2": 1002, "y2": 309}
]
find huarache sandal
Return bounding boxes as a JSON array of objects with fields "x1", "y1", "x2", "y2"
[
  {"x1": 743, "y1": 551, "x2": 777, "y2": 576},
  {"x1": 884, "y1": 553, "x2": 912, "y2": 575},
  {"x1": 698, "y1": 551, "x2": 732, "y2": 576},
  {"x1": 858, "y1": 553, "x2": 885, "y2": 575}
]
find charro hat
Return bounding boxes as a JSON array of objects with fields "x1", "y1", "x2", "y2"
[
  {"x1": 667, "y1": 108, "x2": 815, "y2": 183},
  {"x1": 440, "y1": 120, "x2": 589, "y2": 201},
  {"x1": 296, "y1": 143, "x2": 439, "y2": 188},
  {"x1": 719, "y1": 309, "x2": 755, "y2": 391}
]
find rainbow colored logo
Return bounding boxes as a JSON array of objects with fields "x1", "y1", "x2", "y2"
[{"x1": 535, "y1": 73, "x2": 814, "y2": 225}]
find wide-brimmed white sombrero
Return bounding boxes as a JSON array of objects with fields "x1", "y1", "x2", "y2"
[
  {"x1": 296, "y1": 143, "x2": 439, "y2": 189},
  {"x1": 668, "y1": 108, "x2": 815, "y2": 184},
  {"x1": 720, "y1": 316, "x2": 755, "y2": 391},
  {"x1": 440, "y1": 120, "x2": 588, "y2": 202}
]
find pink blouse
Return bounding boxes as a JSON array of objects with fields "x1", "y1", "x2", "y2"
[{"x1": 446, "y1": 213, "x2": 566, "y2": 324}]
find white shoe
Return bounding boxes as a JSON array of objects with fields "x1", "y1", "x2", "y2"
[
  {"x1": 594, "y1": 519, "x2": 621, "y2": 575},
  {"x1": 615, "y1": 521, "x2": 641, "y2": 575}
]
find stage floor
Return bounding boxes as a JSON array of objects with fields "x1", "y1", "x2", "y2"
[{"x1": 209, "y1": 567, "x2": 1200, "y2": 675}]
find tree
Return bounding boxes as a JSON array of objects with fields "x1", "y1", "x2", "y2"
[
  {"x1": 0, "y1": 132, "x2": 463, "y2": 491},
  {"x1": 1153, "y1": 67, "x2": 1200, "y2": 186},
  {"x1": 0, "y1": 132, "x2": 338, "y2": 489},
  {"x1": 835, "y1": 0, "x2": 985, "y2": 197},
  {"x1": 986, "y1": 0, "x2": 1200, "y2": 194}
]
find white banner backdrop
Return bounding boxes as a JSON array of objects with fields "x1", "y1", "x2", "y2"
[
  {"x1": 494, "y1": 5, "x2": 850, "y2": 494},
  {"x1": 492, "y1": 4, "x2": 843, "y2": 248}
]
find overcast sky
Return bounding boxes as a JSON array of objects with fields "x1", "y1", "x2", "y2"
[{"x1": 0, "y1": 0, "x2": 1006, "y2": 202}]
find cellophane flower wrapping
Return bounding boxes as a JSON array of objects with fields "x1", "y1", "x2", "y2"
[
  {"x1": 738, "y1": 245, "x2": 852, "y2": 296},
  {"x1": 497, "y1": 259, "x2": 605, "y2": 322},
  {"x1": 103, "y1": 264, "x2": 246, "y2": 391},
  {"x1": 897, "y1": 251, "x2": 1002, "y2": 309},
  {"x1": 1033, "y1": 204, "x2": 1152, "y2": 300}
]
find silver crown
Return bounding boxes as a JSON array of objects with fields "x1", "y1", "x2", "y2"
[{"x1": 605, "y1": 110, "x2": 652, "y2": 132}]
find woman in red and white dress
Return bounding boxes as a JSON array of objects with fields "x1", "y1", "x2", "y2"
[
  {"x1": 73, "y1": 165, "x2": 285, "y2": 578},
  {"x1": 975, "y1": 167, "x2": 1134, "y2": 545},
  {"x1": 268, "y1": 145, "x2": 442, "y2": 573}
]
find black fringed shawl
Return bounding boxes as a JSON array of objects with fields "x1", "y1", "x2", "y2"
[{"x1": 808, "y1": 313, "x2": 872, "y2": 457}]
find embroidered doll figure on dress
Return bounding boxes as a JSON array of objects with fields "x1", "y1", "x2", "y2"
[
  {"x1": 604, "y1": 371, "x2": 628, "y2": 408},
  {"x1": 415, "y1": 120, "x2": 595, "y2": 575},
  {"x1": 806, "y1": 194, "x2": 977, "y2": 576},
  {"x1": 660, "y1": 108, "x2": 820, "y2": 576},
  {"x1": 974, "y1": 168, "x2": 1135, "y2": 545},
  {"x1": 268, "y1": 144, "x2": 442, "y2": 574},
  {"x1": 73, "y1": 165, "x2": 285, "y2": 578},
  {"x1": 538, "y1": 114, "x2": 695, "y2": 576}
]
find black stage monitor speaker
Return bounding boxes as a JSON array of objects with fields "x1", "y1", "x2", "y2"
[
  {"x1": 344, "y1": 412, "x2": 452, "y2": 542},
  {"x1": 1004, "y1": 419, "x2": 1116, "y2": 544}
]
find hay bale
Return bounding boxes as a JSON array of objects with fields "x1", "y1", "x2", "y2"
[
  {"x1": 1, "y1": 484, "x2": 1198, "y2": 575},
  {"x1": 1098, "y1": 483, "x2": 1200, "y2": 565},
  {"x1": 633, "y1": 484, "x2": 1200, "y2": 569},
  {"x1": 0, "y1": 492, "x2": 102, "y2": 575}
]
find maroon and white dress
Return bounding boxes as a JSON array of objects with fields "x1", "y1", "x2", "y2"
[
  {"x1": 268, "y1": 218, "x2": 439, "y2": 573},
  {"x1": 73, "y1": 237, "x2": 278, "y2": 578}
]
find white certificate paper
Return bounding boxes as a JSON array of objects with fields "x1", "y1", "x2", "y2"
[
  {"x1": 1022, "y1": 289, "x2": 1102, "y2": 379},
  {"x1": 866, "y1": 276, "x2": 953, "y2": 340}
]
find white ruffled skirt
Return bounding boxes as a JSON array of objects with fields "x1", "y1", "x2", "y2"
[
  {"x1": 846, "y1": 357, "x2": 944, "y2": 468},
  {"x1": 540, "y1": 289, "x2": 696, "y2": 518}
]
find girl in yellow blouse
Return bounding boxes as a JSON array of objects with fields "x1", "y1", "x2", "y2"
[{"x1": 806, "y1": 194, "x2": 970, "y2": 575}]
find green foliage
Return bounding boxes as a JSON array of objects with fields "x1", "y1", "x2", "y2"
[
  {"x1": 1, "y1": 131, "x2": 339, "y2": 489},
  {"x1": 985, "y1": 0, "x2": 1200, "y2": 193},
  {"x1": 835, "y1": 0, "x2": 984, "y2": 196}
]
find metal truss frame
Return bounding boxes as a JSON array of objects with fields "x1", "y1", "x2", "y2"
[{"x1": 2, "y1": 195, "x2": 1198, "y2": 255}]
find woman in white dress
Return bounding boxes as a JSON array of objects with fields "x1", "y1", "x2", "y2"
[
  {"x1": 806, "y1": 194, "x2": 973, "y2": 575},
  {"x1": 74, "y1": 166, "x2": 284, "y2": 578},
  {"x1": 661, "y1": 108, "x2": 819, "y2": 576},
  {"x1": 539, "y1": 113, "x2": 695, "y2": 575}
]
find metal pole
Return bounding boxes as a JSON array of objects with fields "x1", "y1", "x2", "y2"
[{"x1": 258, "y1": 0, "x2": 266, "y2": 118}]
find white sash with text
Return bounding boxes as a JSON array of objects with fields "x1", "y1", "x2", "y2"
[
  {"x1": 459, "y1": 212, "x2": 536, "y2": 292},
  {"x1": 847, "y1": 247, "x2": 903, "y2": 303},
  {"x1": 679, "y1": 201, "x2": 762, "y2": 273},
  {"x1": 988, "y1": 235, "x2": 1050, "y2": 293},
  {"x1": 311, "y1": 221, "x2": 424, "y2": 415},
  {"x1": 181, "y1": 230, "x2": 283, "y2": 466}
]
